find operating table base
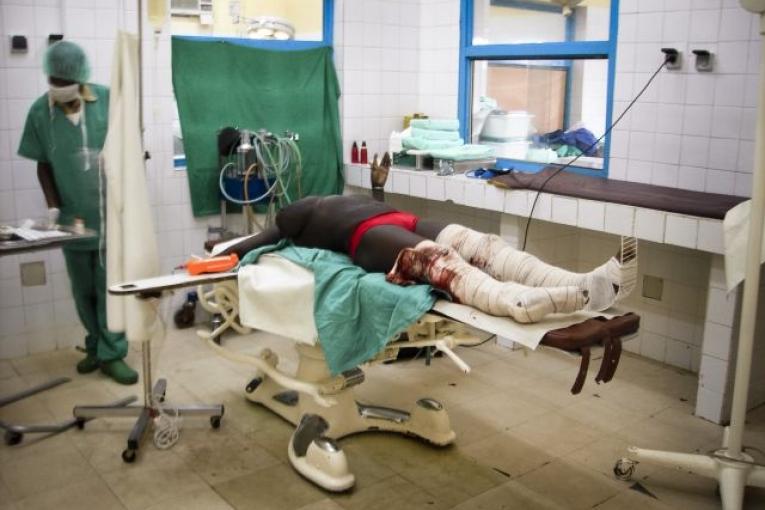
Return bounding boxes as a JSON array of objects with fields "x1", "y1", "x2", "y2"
[{"x1": 244, "y1": 344, "x2": 456, "y2": 492}]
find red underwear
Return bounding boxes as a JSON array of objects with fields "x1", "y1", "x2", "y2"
[{"x1": 348, "y1": 211, "x2": 419, "y2": 258}]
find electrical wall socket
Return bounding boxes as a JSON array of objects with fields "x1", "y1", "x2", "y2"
[
  {"x1": 20, "y1": 261, "x2": 46, "y2": 287},
  {"x1": 642, "y1": 274, "x2": 663, "y2": 301}
]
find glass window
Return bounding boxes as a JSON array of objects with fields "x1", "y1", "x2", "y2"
[
  {"x1": 470, "y1": 58, "x2": 608, "y2": 169},
  {"x1": 170, "y1": 0, "x2": 324, "y2": 41},
  {"x1": 472, "y1": 0, "x2": 611, "y2": 45}
]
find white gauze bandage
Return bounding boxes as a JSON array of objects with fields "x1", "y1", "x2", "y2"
[
  {"x1": 436, "y1": 225, "x2": 637, "y2": 312},
  {"x1": 387, "y1": 240, "x2": 587, "y2": 323}
]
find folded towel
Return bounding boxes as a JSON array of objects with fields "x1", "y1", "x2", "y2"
[
  {"x1": 409, "y1": 118, "x2": 460, "y2": 131},
  {"x1": 429, "y1": 144, "x2": 495, "y2": 161},
  {"x1": 402, "y1": 137, "x2": 464, "y2": 151},
  {"x1": 411, "y1": 127, "x2": 462, "y2": 141}
]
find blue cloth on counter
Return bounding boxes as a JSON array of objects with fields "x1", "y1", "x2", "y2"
[
  {"x1": 540, "y1": 128, "x2": 598, "y2": 156},
  {"x1": 411, "y1": 127, "x2": 461, "y2": 141},
  {"x1": 409, "y1": 118, "x2": 460, "y2": 131},
  {"x1": 429, "y1": 144, "x2": 495, "y2": 161},
  {"x1": 402, "y1": 137, "x2": 464, "y2": 151},
  {"x1": 239, "y1": 241, "x2": 437, "y2": 375},
  {"x1": 465, "y1": 168, "x2": 514, "y2": 180}
]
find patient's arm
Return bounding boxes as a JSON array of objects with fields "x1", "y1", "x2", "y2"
[{"x1": 218, "y1": 225, "x2": 283, "y2": 258}]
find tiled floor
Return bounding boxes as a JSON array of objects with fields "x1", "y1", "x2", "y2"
[{"x1": 2, "y1": 326, "x2": 765, "y2": 510}]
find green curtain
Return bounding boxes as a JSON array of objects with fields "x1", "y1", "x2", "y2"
[{"x1": 172, "y1": 37, "x2": 344, "y2": 217}]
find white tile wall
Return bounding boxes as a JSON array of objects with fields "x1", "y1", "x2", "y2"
[{"x1": 615, "y1": 2, "x2": 758, "y2": 197}]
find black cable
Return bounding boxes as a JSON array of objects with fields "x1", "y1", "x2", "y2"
[{"x1": 521, "y1": 57, "x2": 671, "y2": 251}]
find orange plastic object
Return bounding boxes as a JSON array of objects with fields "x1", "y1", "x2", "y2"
[{"x1": 185, "y1": 253, "x2": 239, "y2": 275}]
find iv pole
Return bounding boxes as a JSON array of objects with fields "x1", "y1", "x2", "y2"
[{"x1": 618, "y1": 2, "x2": 765, "y2": 509}]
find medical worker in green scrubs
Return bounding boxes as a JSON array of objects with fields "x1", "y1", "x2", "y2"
[{"x1": 17, "y1": 41, "x2": 138, "y2": 385}]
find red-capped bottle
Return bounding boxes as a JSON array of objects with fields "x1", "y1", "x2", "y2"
[
  {"x1": 360, "y1": 141, "x2": 368, "y2": 164},
  {"x1": 351, "y1": 141, "x2": 359, "y2": 163}
]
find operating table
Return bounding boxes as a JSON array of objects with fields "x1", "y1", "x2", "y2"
[{"x1": 110, "y1": 253, "x2": 639, "y2": 491}]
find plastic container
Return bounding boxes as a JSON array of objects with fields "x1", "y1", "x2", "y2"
[
  {"x1": 480, "y1": 140, "x2": 530, "y2": 160},
  {"x1": 482, "y1": 111, "x2": 534, "y2": 140}
]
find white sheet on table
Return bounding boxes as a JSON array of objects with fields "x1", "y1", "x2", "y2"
[
  {"x1": 237, "y1": 254, "x2": 319, "y2": 345},
  {"x1": 237, "y1": 254, "x2": 618, "y2": 351},
  {"x1": 432, "y1": 301, "x2": 616, "y2": 350}
]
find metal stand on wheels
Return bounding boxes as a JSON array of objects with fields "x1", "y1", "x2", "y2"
[
  {"x1": 0, "y1": 377, "x2": 138, "y2": 445},
  {"x1": 73, "y1": 340, "x2": 224, "y2": 462}
]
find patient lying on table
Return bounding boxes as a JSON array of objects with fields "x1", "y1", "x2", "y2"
[{"x1": 222, "y1": 194, "x2": 637, "y2": 323}]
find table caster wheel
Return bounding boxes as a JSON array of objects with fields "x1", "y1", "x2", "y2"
[
  {"x1": 122, "y1": 448, "x2": 137, "y2": 463},
  {"x1": 4, "y1": 430, "x2": 23, "y2": 446},
  {"x1": 614, "y1": 457, "x2": 637, "y2": 481},
  {"x1": 210, "y1": 416, "x2": 222, "y2": 429},
  {"x1": 76, "y1": 417, "x2": 86, "y2": 430}
]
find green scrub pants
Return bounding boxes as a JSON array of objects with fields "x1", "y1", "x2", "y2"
[{"x1": 63, "y1": 249, "x2": 127, "y2": 362}]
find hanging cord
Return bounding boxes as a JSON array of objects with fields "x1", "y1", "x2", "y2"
[
  {"x1": 521, "y1": 57, "x2": 671, "y2": 251},
  {"x1": 243, "y1": 163, "x2": 266, "y2": 231},
  {"x1": 145, "y1": 296, "x2": 179, "y2": 450},
  {"x1": 152, "y1": 394, "x2": 182, "y2": 449}
]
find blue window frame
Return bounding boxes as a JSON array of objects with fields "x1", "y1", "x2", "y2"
[
  {"x1": 458, "y1": 0, "x2": 619, "y2": 177},
  {"x1": 171, "y1": 0, "x2": 334, "y2": 170}
]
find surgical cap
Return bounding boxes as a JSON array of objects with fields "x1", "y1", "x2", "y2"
[{"x1": 43, "y1": 41, "x2": 90, "y2": 83}]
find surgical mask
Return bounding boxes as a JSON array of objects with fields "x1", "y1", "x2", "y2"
[{"x1": 49, "y1": 83, "x2": 80, "y2": 104}]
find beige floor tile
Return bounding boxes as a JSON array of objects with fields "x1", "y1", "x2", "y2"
[
  {"x1": 0, "y1": 360, "x2": 16, "y2": 380},
  {"x1": 212, "y1": 464, "x2": 326, "y2": 510},
  {"x1": 345, "y1": 434, "x2": 507, "y2": 507},
  {"x1": 173, "y1": 428, "x2": 281, "y2": 485},
  {"x1": 143, "y1": 486, "x2": 235, "y2": 510},
  {"x1": 446, "y1": 402, "x2": 506, "y2": 447},
  {"x1": 592, "y1": 488, "x2": 673, "y2": 509},
  {"x1": 101, "y1": 452, "x2": 210, "y2": 510},
  {"x1": 420, "y1": 372, "x2": 501, "y2": 408},
  {"x1": 456, "y1": 387, "x2": 557, "y2": 434},
  {"x1": 450, "y1": 480, "x2": 566, "y2": 510},
  {"x1": 563, "y1": 433, "x2": 661, "y2": 481},
  {"x1": 0, "y1": 478, "x2": 14, "y2": 506},
  {"x1": 330, "y1": 475, "x2": 450, "y2": 510},
  {"x1": 470, "y1": 357, "x2": 539, "y2": 390},
  {"x1": 73, "y1": 430, "x2": 178, "y2": 474},
  {"x1": 295, "y1": 499, "x2": 345, "y2": 510},
  {"x1": 0, "y1": 439, "x2": 97, "y2": 501},
  {"x1": 558, "y1": 393, "x2": 645, "y2": 435},
  {"x1": 15, "y1": 478, "x2": 125, "y2": 510},
  {"x1": 638, "y1": 465, "x2": 724, "y2": 510},
  {"x1": 336, "y1": 441, "x2": 397, "y2": 491},
  {"x1": 10, "y1": 350, "x2": 81, "y2": 378},
  {"x1": 650, "y1": 406, "x2": 723, "y2": 444},
  {"x1": 2, "y1": 321, "x2": 759, "y2": 510},
  {"x1": 515, "y1": 458, "x2": 623, "y2": 510},
  {"x1": 508, "y1": 411, "x2": 602, "y2": 458},
  {"x1": 508, "y1": 348, "x2": 580, "y2": 376},
  {"x1": 459, "y1": 431, "x2": 553, "y2": 478},
  {"x1": 618, "y1": 414, "x2": 717, "y2": 453}
]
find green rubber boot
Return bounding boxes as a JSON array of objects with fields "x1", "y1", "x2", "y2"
[
  {"x1": 76, "y1": 354, "x2": 100, "y2": 374},
  {"x1": 101, "y1": 359, "x2": 138, "y2": 385}
]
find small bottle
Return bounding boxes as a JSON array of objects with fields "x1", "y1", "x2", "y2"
[
  {"x1": 351, "y1": 141, "x2": 359, "y2": 163},
  {"x1": 360, "y1": 141, "x2": 368, "y2": 164},
  {"x1": 73, "y1": 217, "x2": 85, "y2": 235}
]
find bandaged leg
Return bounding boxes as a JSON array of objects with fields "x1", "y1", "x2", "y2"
[
  {"x1": 387, "y1": 241, "x2": 587, "y2": 323},
  {"x1": 436, "y1": 225, "x2": 638, "y2": 312}
]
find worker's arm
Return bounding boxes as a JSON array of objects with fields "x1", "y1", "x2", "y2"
[{"x1": 37, "y1": 162, "x2": 61, "y2": 209}]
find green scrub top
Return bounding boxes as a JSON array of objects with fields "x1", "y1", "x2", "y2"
[{"x1": 17, "y1": 84, "x2": 110, "y2": 251}]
